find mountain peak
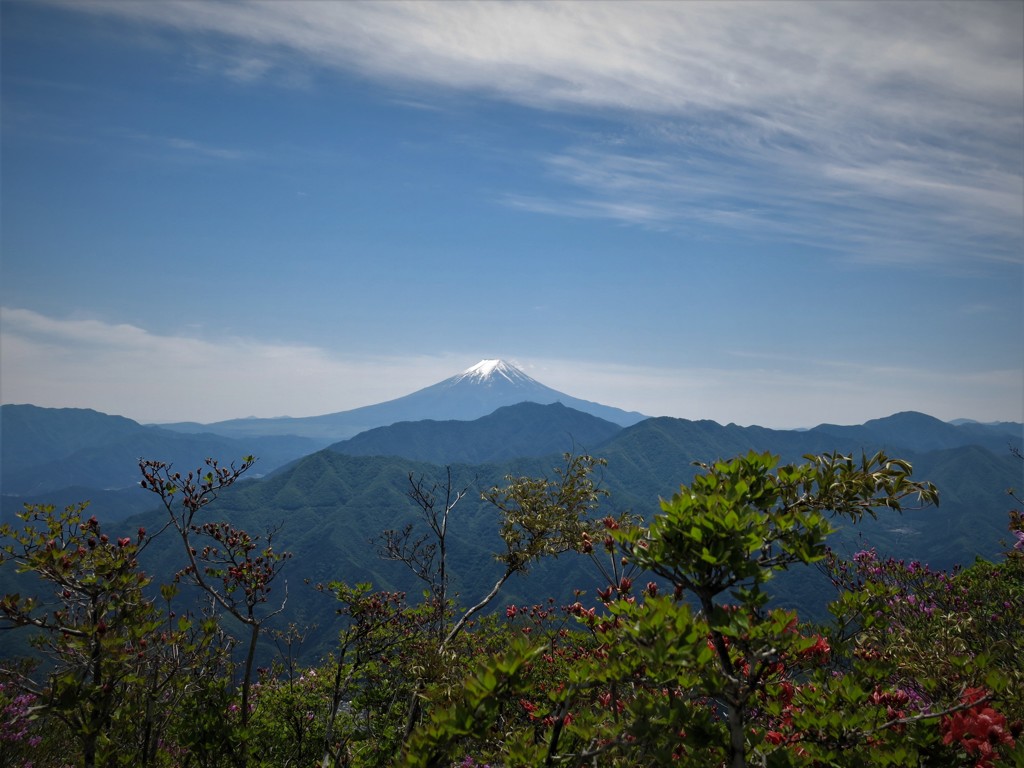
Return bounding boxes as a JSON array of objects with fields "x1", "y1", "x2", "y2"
[
  {"x1": 453, "y1": 359, "x2": 538, "y2": 386},
  {"x1": 155, "y1": 357, "x2": 648, "y2": 439},
  {"x1": 465, "y1": 359, "x2": 506, "y2": 376}
]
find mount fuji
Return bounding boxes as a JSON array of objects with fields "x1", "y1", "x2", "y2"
[{"x1": 159, "y1": 359, "x2": 647, "y2": 442}]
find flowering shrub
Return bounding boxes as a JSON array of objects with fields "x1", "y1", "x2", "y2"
[
  {"x1": 0, "y1": 681, "x2": 58, "y2": 768},
  {"x1": 824, "y1": 531, "x2": 1024, "y2": 729},
  {"x1": 4, "y1": 451, "x2": 1022, "y2": 768},
  {"x1": 940, "y1": 688, "x2": 1016, "y2": 768},
  {"x1": 0, "y1": 683, "x2": 39, "y2": 748},
  {"x1": 406, "y1": 451, "x2": 953, "y2": 767}
]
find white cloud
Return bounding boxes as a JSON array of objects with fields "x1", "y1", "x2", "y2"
[
  {"x1": 507, "y1": 137, "x2": 1023, "y2": 266},
  {"x1": 53, "y1": 0, "x2": 1022, "y2": 266},
  {"x1": 0, "y1": 307, "x2": 466, "y2": 423},
  {"x1": 63, "y1": 2, "x2": 1022, "y2": 122},
  {"x1": 3, "y1": 308, "x2": 1019, "y2": 428},
  {"x1": 161, "y1": 136, "x2": 246, "y2": 161},
  {"x1": 117, "y1": 131, "x2": 249, "y2": 162}
]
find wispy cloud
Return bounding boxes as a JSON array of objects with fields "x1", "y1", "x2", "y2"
[
  {"x1": 0, "y1": 307, "x2": 466, "y2": 423},
  {"x1": 48, "y1": 1, "x2": 1022, "y2": 268},
  {"x1": 120, "y1": 131, "x2": 249, "y2": 162},
  {"x1": 161, "y1": 136, "x2": 245, "y2": 161},
  {"x1": 62, "y1": 2, "x2": 1021, "y2": 124},
  {"x1": 506, "y1": 134, "x2": 1023, "y2": 266}
]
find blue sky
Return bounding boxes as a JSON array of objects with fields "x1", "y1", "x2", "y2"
[{"x1": 2, "y1": 0, "x2": 1022, "y2": 428}]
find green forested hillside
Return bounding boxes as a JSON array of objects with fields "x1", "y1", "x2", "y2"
[
  {"x1": 98, "y1": 432, "x2": 1016, "y2": 664},
  {"x1": 809, "y1": 410, "x2": 1021, "y2": 453},
  {"x1": 3, "y1": 447, "x2": 1020, "y2": 767},
  {"x1": 3, "y1": 406, "x2": 1019, "y2": 667},
  {"x1": 328, "y1": 401, "x2": 622, "y2": 465},
  {"x1": 122, "y1": 451, "x2": 613, "y2": 663},
  {"x1": 1, "y1": 404, "x2": 325, "y2": 497}
]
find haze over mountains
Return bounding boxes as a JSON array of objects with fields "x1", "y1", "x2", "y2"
[
  {"x1": 158, "y1": 359, "x2": 647, "y2": 441},
  {"x1": 2, "y1": 358, "x2": 1022, "y2": 663},
  {"x1": 3, "y1": 359, "x2": 1020, "y2": 521},
  {"x1": 2, "y1": 360, "x2": 632, "y2": 494}
]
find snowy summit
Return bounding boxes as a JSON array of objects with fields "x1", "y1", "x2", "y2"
[{"x1": 453, "y1": 359, "x2": 539, "y2": 387}]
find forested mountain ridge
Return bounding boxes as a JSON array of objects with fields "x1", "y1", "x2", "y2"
[
  {"x1": 2, "y1": 398, "x2": 1021, "y2": 765},
  {"x1": 4, "y1": 400, "x2": 1020, "y2": 559},
  {"x1": 0, "y1": 404, "x2": 325, "y2": 498},
  {"x1": 328, "y1": 401, "x2": 623, "y2": 465},
  {"x1": 90, "y1": 408, "x2": 1017, "y2": 663},
  {"x1": 807, "y1": 410, "x2": 1021, "y2": 454}
]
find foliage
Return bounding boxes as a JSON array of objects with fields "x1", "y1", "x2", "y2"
[
  {"x1": 2, "y1": 448, "x2": 1021, "y2": 767},
  {"x1": 409, "y1": 451, "x2": 1014, "y2": 767},
  {"x1": 0, "y1": 503, "x2": 231, "y2": 767},
  {"x1": 0, "y1": 503, "x2": 163, "y2": 767},
  {"x1": 138, "y1": 456, "x2": 291, "y2": 752}
]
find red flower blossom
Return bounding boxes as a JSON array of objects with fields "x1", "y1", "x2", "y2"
[{"x1": 941, "y1": 688, "x2": 1015, "y2": 768}]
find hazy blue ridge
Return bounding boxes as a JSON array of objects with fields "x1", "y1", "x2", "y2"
[
  {"x1": 2, "y1": 380, "x2": 1021, "y2": 666},
  {"x1": 327, "y1": 401, "x2": 622, "y2": 465},
  {"x1": 154, "y1": 363, "x2": 646, "y2": 440},
  {"x1": 1, "y1": 403, "x2": 326, "y2": 498}
]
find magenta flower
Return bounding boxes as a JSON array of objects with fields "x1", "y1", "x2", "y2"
[{"x1": 1012, "y1": 529, "x2": 1024, "y2": 551}]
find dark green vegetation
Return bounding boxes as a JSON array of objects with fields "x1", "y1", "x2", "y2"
[
  {"x1": 2, "y1": 404, "x2": 1020, "y2": 653},
  {"x1": 0, "y1": 403, "x2": 1021, "y2": 766},
  {"x1": 1, "y1": 404, "x2": 325, "y2": 500},
  {"x1": 327, "y1": 402, "x2": 623, "y2": 466},
  {"x1": 1, "y1": 448, "x2": 1021, "y2": 767}
]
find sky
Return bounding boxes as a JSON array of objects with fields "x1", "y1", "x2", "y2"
[{"x1": 1, "y1": 0, "x2": 1022, "y2": 429}]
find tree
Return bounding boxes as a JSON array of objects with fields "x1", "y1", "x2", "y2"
[
  {"x1": 325, "y1": 454, "x2": 608, "y2": 760},
  {"x1": 406, "y1": 451, "x2": 950, "y2": 767},
  {"x1": 139, "y1": 456, "x2": 291, "y2": 766},
  {"x1": 0, "y1": 504, "x2": 159, "y2": 767}
]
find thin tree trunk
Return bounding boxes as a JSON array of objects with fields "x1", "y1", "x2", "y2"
[{"x1": 400, "y1": 569, "x2": 514, "y2": 747}]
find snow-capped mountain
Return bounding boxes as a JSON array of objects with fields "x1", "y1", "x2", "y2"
[
  {"x1": 158, "y1": 360, "x2": 648, "y2": 441},
  {"x1": 448, "y1": 359, "x2": 539, "y2": 386}
]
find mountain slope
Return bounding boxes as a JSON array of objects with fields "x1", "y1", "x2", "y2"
[
  {"x1": 5, "y1": 402, "x2": 1019, "y2": 666},
  {"x1": 328, "y1": 401, "x2": 622, "y2": 465},
  {"x1": 158, "y1": 359, "x2": 647, "y2": 440},
  {"x1": 108, "y1": 428, "x2": 1020, "y2": 664},
  {"x1": 808, "y1": 411, "x2": 1022, "y2": 454},
  {"x1": 0, "y1": 404, "x2": 325, "y2": 497},
  {"x1": 598, "y1": 412, "x2": 1022, "y2": 505}
]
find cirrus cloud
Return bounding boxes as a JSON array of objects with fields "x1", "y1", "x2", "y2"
[{"x1": 47, "y1": 0, "x2": 1023, "y2": 267}]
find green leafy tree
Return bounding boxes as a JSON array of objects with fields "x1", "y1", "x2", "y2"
[
  {"x1": 0, "y1": 502, "x2": 238, "y2": 768},
  {"x1": 404, "y1": 454, "x2": 608, "y2": 746},
  {"x1": 0, "y1": 503, "x2": 161, "y2": 767},
  {"x1": 321, "y1": 454, "x2": 608, "y2": 763},
  {"x1": 12, "y1": 448, "x2": 1020, "y2": 767},
  {"x1": 621, "y1": 451, "x2": 940, "y2": 767},
  {"x1": 406, "y1": 451, "x2": 947, "y2": 767}
]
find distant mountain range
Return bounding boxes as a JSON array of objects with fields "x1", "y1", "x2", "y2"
[
  {"x1": 156, "y1": 359, "x2": 647, "y2": 441},
  {"x1": 326, "y1": 401, "x2": 623, "y2": 466},
  {"x1": 1, "y1": 360, "x2": 1022, "y2": 665},
  {"x1": 0, "y1": 403, "x2": 323, "y2": 496},
  {"x1": 3, "y1": 359, "x2": 1020, "y2": 522}
]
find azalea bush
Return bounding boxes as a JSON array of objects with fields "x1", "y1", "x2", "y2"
[
  {"x1": 1, "y1": 450, "x2": 1021, "y2": 767},
  {"x1": 406, "y1": 451, "x2": 1021, "y2": 767}
]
